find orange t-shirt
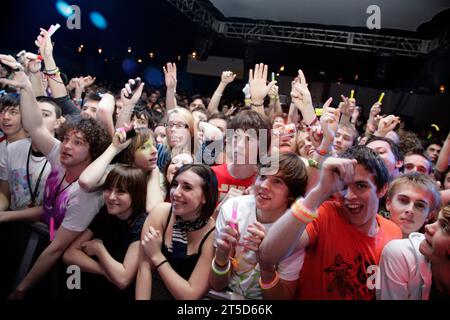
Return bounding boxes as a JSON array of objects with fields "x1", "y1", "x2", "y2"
[{"x1": 296, "y1": 201, "x2": 402, "y2": 300}]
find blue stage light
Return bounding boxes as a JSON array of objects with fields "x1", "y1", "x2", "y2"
[
  {"x1": 90, "y1": 12, "x2": 108, "y2": 30},
  {"x1": 55, "y1": 1, "x2": 73, "y2": 18},
  {"x1": 122, "y1": 59, "x2": 139, "y2": 76},
  {"x1": 144, "y1": 67, "x2": 164, "y2": 87}
]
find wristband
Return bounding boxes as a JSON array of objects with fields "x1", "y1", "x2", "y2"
[
  {"x1": 211, "y1": 258, "x2": 231, "y2": 276},
  {"x1": 307, "y1": 158, "x2": 321, "y2": 169},
  {"x1": 291, "y1": 198, "x2": 318, "y2": 223},
  {"x1": 155, "y1": 259, "x2": 168, "y2": 270},
  {"x1": 250, "y1": 101, "x2": 264, "y2": 107},
  {"x1": 259, "y1": 271, "x2": 280, "y2": 290},
  {"x1": 315, "y1": 148, "x2": 330, "y2": 156}
]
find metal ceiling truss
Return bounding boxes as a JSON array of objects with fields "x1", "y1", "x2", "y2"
[{"x1": 164, "y1": 0, "x2": 432, "y2": 57}]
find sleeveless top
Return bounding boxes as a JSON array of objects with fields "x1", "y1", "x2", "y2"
[{"x1": 151, "y1": 208, "x2": 215, "y2": 300}]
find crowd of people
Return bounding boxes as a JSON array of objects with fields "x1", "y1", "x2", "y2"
[{"x1": 0, "y1": 27, "x2": 449, "y2": 300}]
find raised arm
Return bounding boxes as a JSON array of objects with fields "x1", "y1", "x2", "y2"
[
  {"x1": 436, "y1": 131, "x2": 450, "y2": 173},
  {"x1": 207, "y1": 71, "x2": 236, "y2": 115},
  {"x1": 79, "y1": 130, "x2": 131, "y2": 192},
  {"x1": 96, "y1": 93, "x2": 116, "y2": 137},
  {"x1": 115, "y1": 78, "x2": 144, "y2": 129},
  {"x1": 0, "y1": 55, "x2": 56, "y2": 155},
  {"x1": 291, "y1": 70, "x2": 317, "y2": 126},
  {"x1": 35, "y1": 28, "x2": 67, "y2": 98},
  {"x1": 163, "y1": 62, "x2": 177, "y2": 110},
  {"x1": 248, "y1": 63, "x2": 276, "y2": 116},
  {"x1": 146, "y1": 166, "x2": 164, "y2": 214},
  {"x1": 260, "y1": 157, "x2": 357, "y2": 266}
]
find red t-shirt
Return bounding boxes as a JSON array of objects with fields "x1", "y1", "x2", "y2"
[
  {"x1": 212, "y1": 164, "x2": 256, "y2": 202},
  {"x1": 296, "y1": 201, "x2": 402, "y2": 300}
]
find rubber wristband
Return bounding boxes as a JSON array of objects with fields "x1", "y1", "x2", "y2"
[
  {"x1": 259, "y1": 271, "x2": 280, "y2": 290},
  {"x1": 155, "y1": 259, "x2": 168, "y2": 270},
  {"x1": 211, "y1": 258, "x2": 231, "y2": 276}
]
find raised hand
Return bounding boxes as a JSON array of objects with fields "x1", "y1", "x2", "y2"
[
  {"x1": 221, "y1": 71, "x2": 236, "y2": 84},
  {"x1": 319, "y1": 157, "x2": 357, "y2": 195},
  {"x1": 34, "y1": 28, "x2": 53, "y2": 58},
  {"x1": 0, "y1": 55, "x2": 32, "y2": 90},
  {"x1": 163, "y1": 62, "x2": 177, "y2": 89},
  {"x1": 320, "y1": 98, "x2": 339, "y2": 144},
  {"x1": 338, "y1": 94, "x2": 355, "y2": 118},
  {"x1": 120, "y1": 77, "x2": 145, "y2": 106},
  {"x1": 291, "y1": 70, "x2": 315, "y2": 125},
  {"x1": 248, "y1": 63, "x2": 276, "y2": 104},
  {"x1": 375, "y1": 114, "x2": 400, "y2": 137}
]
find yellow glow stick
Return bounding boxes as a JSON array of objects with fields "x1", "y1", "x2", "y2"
[
  {"x1": 271, "y1": 72, "x2": 275, "y2": 82},
  {"x1": 378, "y1": 92, "x2": 385, "y2": 103},
  {"x1": 350, "y1": 90, "x2": 354, "y2": 99}
]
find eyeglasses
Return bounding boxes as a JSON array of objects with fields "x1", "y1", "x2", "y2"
[{"x1": 165, "y1": 122, "x2": 189, "y2": 129}]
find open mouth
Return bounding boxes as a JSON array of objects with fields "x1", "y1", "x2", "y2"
[
  {"x1": 344, "y1": 203, "x2": 363, "y2": 214},
  {"x1": 257, "y1": 193, "x2": 271, "y2": 201}
]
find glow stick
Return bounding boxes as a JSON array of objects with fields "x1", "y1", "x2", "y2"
[
  {"x1": 48, "y1": 24, "x2": 61, "y2": 37},
  {"x1": 271, "y1": 72, "x2": 275, "y2": 82},
  {"x1": 50, "y1": 216, "x2": 55, "y2": 241},
  {"x1": 350, "y1": 90, "x2": 354, "y2": 99},
  {"x1": 378, "y1": 92, "x2": 385, "y2": 103},
  {"x1": 230, "y1": 201, "x2": 238, "y2": 229}
]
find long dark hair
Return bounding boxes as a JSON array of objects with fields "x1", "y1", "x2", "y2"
[{"x1": 170, "y1": 164, "x2": 218, "y2": 220}]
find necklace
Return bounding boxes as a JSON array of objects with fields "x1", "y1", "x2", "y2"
[
  {"x1": 48, "y1": 173, "x2": 78, "y2": 241},
  {"x1": 26, "y1": 146, "x2": 48, "y2": 207}
]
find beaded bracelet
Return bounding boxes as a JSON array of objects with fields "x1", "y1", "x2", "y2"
[
  {"x1": 259, "y1": 271, "x2": 280, "y2": 290},
  {"x1": 291, "y1": 198, "x2": 318, "y2": 224},
  {"x1": 211, "y1": 258, "x2": 231, "y2": 276}
]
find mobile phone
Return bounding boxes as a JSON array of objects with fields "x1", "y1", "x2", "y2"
[
  {"x1": 125, "y1": 128, "x2": 137, "y2": 140},
  {"x1": 125, "y1": 78, "x2": 142, "y2": 99},
  {"x1": 283, "y1": 123, "x2": 297, "y2": 137}
]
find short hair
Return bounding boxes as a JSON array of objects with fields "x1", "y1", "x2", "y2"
[
  {"x1": 103, "y1": 164, "x2": 147, "y2": 222},
  {"x1": 337, "y1": 123, "x2": 358, "y2": 146},
  {"x1": 84, "y1": 93, "x2": 101, "y2": 102},
  {"x1": 387, "y1": 172, "x2": 441, "y2": 213},
  {"x1": 207, "y1": 112, "x2": 228, "y2": 123},
  {"x1": 440, "y1": 204, "x2": 450, "y2": 226},
  {"x1": 36, "y1": 96, "x2": 62, "y2": 119},
  {"x1": 192, "y1": 107, "x2": 208, "y2": 116},
  {"x1": 170, "y1": 164, "x2": 218, "y2": 220},
  {"x1": 0, "y1": 94, "x2": 20, "y2": 112},
  {"x1": 397, "y1": 129, "x2": 423, "y2": 156},
  {"x1": 365, "y1": 135, "x2": 404, "y2": 162},
  {"x1": 424, "y1": 138, "x2": 443, "y2": 150},
  {"x1": 341, "y1": 145, "x2": 390, "y2": 191},
  {"x1": 228, "y1": 109, "x2": 272, "y2": 152},
  {"x1": 404, "y1": 151, "x2": 433, "y2": 174},
  {"x1": 258, "y1": 152, "x2": 308, "y2": 205},
  {"x1": 57, "y1": 116, "x2": 111, "y2": 161}
]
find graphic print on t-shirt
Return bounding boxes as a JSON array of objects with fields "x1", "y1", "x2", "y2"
[{"x1": 324, "y1": 253, "x2": 375, "y2": 300}]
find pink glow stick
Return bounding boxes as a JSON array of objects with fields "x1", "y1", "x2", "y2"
[
  {"x1": 48, "y1": 24, "x2": 60, "y2": 37},
  {"x1": 230, "y1": 201, "x2": 238, "y2": 229},
  {"x1": 49, "y1": 216, "x2": 55, "y2": 241}
]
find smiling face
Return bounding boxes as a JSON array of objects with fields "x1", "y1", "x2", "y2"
[
  {"x1": 133, "y1": 139, "x2": 158, "y2": 172},
  {"x1": 170, "y1": 169, "x2": 206, "y2": 219},
  {"x1": 296, "y1": 132, "x2": 315, "y2": 159},
  {"x1": 342, "y1": 164, "x2": 386, "y2": 231},
  {"x1": 166, "y1": 113, "x2": 191, "y2": 149},
  {"x1": 386, "y1": 183, "x2": 433, "y2": 237},
  {"x1": 254, "y1": 173, "x2": 290, "y2": 217},
  {"x1": 334, "y1": 126, "x2": 355, "y2": 154},
  {"x1": 103, "y1": 186, "x2": 133, "y2": 220}
]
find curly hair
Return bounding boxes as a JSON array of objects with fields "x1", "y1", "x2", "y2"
[{"x1": 57, "y1": 116, "x2": 111, "y2": 161}]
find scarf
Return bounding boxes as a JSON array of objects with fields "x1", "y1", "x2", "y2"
[{"x1": 171, "y1": 215, "x2": 209, "y2": 262}]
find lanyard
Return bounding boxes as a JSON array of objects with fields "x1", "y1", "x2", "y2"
[
  {"x1": 48, "y1": 173, "x2": 77, "y2": 241},
  {"x1": 26, "y1": 146, "x2": 48, "y2": 207}
]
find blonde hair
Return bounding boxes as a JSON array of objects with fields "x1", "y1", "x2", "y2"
[{"x1": 167, "y1": 107, "x2": 195, "y2": 137}]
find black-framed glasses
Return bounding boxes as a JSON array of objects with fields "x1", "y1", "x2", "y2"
[{"x1": 165, "y1": 122, "x2": 189, "y2": 129}]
